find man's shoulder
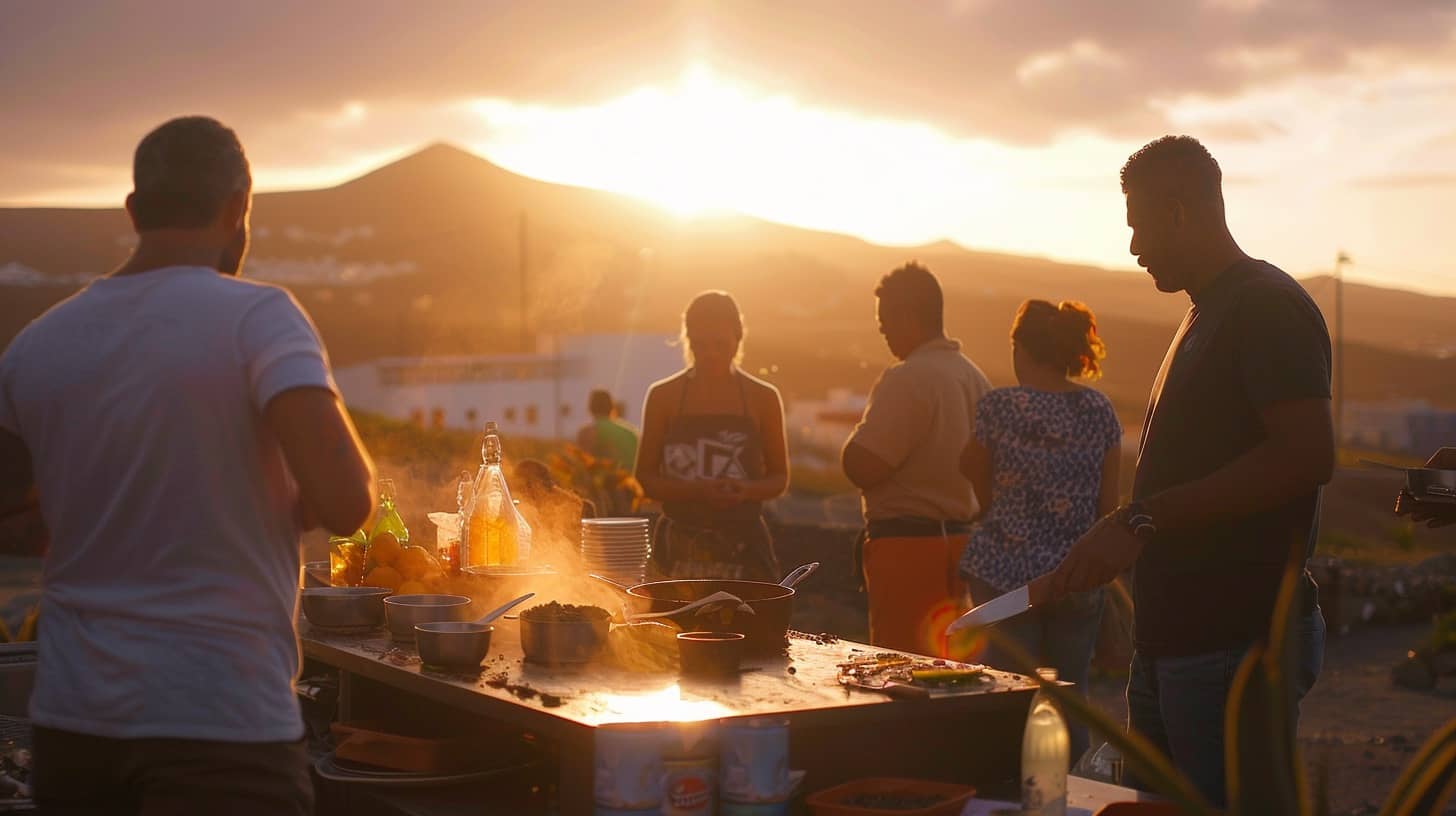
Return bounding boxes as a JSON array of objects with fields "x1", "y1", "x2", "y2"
[
  {"x1": 1230, "y1": 259, "x2": 1312, "y2": 302},
  {"x1": 192, "y1": 273, "x2": 298, "y2": 309},
  {"x1": 1227, "y1": 259, "x2": 1327, "y2": 328},
  {"x1": 1, "y1": 280, "x2": 119, "y2": 364},
  {"x1": 608, "y1": 418, "x2": 640, "y2": 435},
  {"x1": 932, "y1": 343, "x2": 993, "y2": 391}
]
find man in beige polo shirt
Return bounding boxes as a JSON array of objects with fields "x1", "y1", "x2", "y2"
[{"x1": 842, "y1": 261, "x2": 993, "y2": 657}]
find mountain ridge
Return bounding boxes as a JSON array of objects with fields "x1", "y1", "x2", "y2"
[{"x1": 3, "y1": 144, "x2": 1453, "y2": 413}]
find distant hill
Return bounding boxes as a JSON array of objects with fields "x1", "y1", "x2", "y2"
[{"x1": 4, "y1": 143, "x2": 1455, "y2": 418}]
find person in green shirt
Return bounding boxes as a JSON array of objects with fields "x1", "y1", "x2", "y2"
[{"x1": 576, "y1": 389, "x2": 640, "y2": 471}]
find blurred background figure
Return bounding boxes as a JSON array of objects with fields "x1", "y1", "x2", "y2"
[{"x1": 576, "y1": 388, "x2": 640, "y2": 472}]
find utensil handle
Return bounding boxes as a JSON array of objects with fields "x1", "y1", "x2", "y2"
[
  {"x1": 476, "y1": 592, "x2": 535, "y2": 624},
  {"x1": 589, "y1": 573, "x2": 634, "y2": 593},
  {"x1": 779, "y1": 562, "x2": 820, "y2": 589},
  {"x1": 626, "y1": 591, "x2": 753, "y2": 622}
]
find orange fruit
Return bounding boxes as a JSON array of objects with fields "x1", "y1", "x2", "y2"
[
  {"x1": 396, "y1": 546, "x2": 435, "y2": 580},
  {"x1": 362, "y1": 565, "x2": 403, "y2": 593},
  {"x1": 368, "y1": 533, "x2": 402, "y2": 566}
]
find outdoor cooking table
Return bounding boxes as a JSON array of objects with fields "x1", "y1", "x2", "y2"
[{"x1": 301, "y1": 622, "x2": 1041, "y2": 815}]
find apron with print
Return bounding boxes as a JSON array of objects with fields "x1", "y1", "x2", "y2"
[{"x1": 653, "y1": 373, "x2": 780, "y2": 581}]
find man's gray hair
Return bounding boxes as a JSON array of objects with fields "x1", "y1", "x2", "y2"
[{"x1": 131, "y1": 116, "x2": 250, "y2": 230}]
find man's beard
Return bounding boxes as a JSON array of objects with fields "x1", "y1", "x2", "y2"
[{"x1": 216, "y1": 224, "x2": 249, "y2": 276}]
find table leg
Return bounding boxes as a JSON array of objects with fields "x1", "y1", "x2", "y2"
[{"x1": 338, "y1": 670, "x2": 353, "y2": 722}]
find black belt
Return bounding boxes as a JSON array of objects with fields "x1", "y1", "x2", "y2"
[{"x1": 865, "y1": 517, "x2": 973, "y2": 540}]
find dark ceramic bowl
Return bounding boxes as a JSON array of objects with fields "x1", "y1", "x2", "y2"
[{"x1": 677, "y1": 631, "x2": 746, "y2": 678}]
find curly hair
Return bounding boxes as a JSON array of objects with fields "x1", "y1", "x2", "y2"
[
  {"x1": 1012, "y1": 299, "x2": 1107, "y2": 380},
  {"x1": 874, "y1": 261, "x2": 943, "y2": 333},
  {"x1": 1119, "y1": 135, "x2": 1222, "y2": 209}
]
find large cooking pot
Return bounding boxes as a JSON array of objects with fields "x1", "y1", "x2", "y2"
[{"x1": 597, "y1": 564, "x2": 818, "y2": 656}]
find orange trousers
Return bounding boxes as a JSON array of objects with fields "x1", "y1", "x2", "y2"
[{"x1": 862, "y1": 534, "x2": 972, "y2": 659}]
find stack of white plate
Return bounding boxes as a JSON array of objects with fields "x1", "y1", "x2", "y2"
[{"x1": 580, "y1": 517, "x2": 652, "y2": 584}]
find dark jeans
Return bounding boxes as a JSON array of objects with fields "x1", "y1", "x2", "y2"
[
  {"x1": 966, "y1": 572, "x2": 1106, "y2": 765},
  {"x1": 1125, "y1": 605, "x2": 1326, "y2": 808},
  {"x1": 32, "y1": 726, "x2": 313, "y2": 816}
]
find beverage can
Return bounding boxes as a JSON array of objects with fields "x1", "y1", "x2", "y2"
[
  {"x1": 662, "y1": 756, "x2": 716, "y2": 815},
  {"x1": 594, "y1": 722, "x2": 667, "y2": 810},
  {"x1": 719, "y1": 717, "x2": 789, "y2": 803}
]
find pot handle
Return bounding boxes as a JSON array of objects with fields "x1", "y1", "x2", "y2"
[
  {"x1": 625, "y1": 591, "x2": 756, "y2": 623},
  {"x1": 779, "y1": 562, "x2": 820, "y2": 589},
  {"x1": 589, "y1": 573, "x2": 635, "y2": 593}
]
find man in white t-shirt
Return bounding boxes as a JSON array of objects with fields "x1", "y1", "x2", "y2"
[{"x1": 0, "y1": 117, "x2": 376, "y2": 814}]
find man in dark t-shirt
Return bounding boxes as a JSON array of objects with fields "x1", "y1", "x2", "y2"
[{"x1": 1041, "y1": 136, "x2": 1333, "y2": 806}]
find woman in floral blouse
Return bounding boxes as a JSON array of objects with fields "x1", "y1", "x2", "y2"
[{"x1": 959, "y1": 299, "x2": 1122, "y2": 764}]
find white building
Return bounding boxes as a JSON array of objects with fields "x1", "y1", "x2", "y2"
[
  {"x1": 1344, "y1": 399, "x2": 1456, "y2": 457},
  {"x1": 332, "y1": 334, "x2": 682, "y2": 439},
  {"x1": 786, "y1": 388, "x2": 868, "y2": 463}
]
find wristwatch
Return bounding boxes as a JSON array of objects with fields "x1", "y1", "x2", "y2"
[{"x1": 1115, "y1": 501, "x2": 1158, "y2": 541}]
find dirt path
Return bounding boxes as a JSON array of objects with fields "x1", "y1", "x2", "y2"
[{"x1": 1086, "y1": 622, "x2": 1456, "y2": 815}]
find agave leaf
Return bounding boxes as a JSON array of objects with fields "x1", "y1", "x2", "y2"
[
  {"x1": 1226, "y1": 645, "x2": 1304, "y2": 815},
  {"x1": 1313, "y1": 757, "x2": 1331, "y2": 816},
  {"x1": 1379, "y1": 717, "x2": 1456, "y2": 816},
  {"x1": 1226, "y1": 558, "x2": 1309, "y2": 815},
  {"x1": 976, "y1": 624, "x2": 1220, "y2": 816}
]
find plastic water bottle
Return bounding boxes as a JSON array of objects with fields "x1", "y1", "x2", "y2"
[{"x1": 1022, "y1": 667, "x2": 1069, "y2": 816}]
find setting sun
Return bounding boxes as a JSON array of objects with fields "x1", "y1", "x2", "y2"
[{"x1": 466, "y1": 64, "x2": 1012, "y2": 232}]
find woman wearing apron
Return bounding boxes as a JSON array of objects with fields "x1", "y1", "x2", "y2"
[{"x1": 636, "y1": 291, "x2": 789, "y2": 581}]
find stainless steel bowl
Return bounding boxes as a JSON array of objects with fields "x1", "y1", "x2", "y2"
[
  {"x1": 383, "y1": 594, "x2": 472, "y2": 642},
  {"x1": 415, "y1": 622, "x2": 494, "y2": 668},
  {"x1": 300, "y1": 587, "x2": 391, "y2": 629},
  {"x1": 519, "y1": 607, "x2": 611, "y2": 665}
]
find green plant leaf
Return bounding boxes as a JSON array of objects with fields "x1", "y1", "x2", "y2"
[
  {"x1": 1312, "y1": 756, "x2": 1331, "y2": 816},
  {"x1": 1379, "y1": 717, "x2": 1456, "y2": 816},
  {"x1": 975, "y1": 624, "x2": 1220, "y2": 816},
  {"x1": 1225, "y1": 557, "x2": 1309, "y2": 816}
]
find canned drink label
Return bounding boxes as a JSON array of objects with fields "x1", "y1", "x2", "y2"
[
  {"x1": 719, "y1": 717, "x2": 789, "y2": 803},
  {"x1": 594, "y1": 723, "x2": 667, "y2": 809},
  {"x1": 662, "y1": 758, "x2": 716, "y2": 815}
]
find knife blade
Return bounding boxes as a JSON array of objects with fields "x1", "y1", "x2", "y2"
[{"x1": 945, "y1": 584, "x2": 1030, "y2": 634}]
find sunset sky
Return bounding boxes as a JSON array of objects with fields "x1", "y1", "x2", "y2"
[{"x1": 4, "y1": 1, "x2": 1456, "y2": 294}]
